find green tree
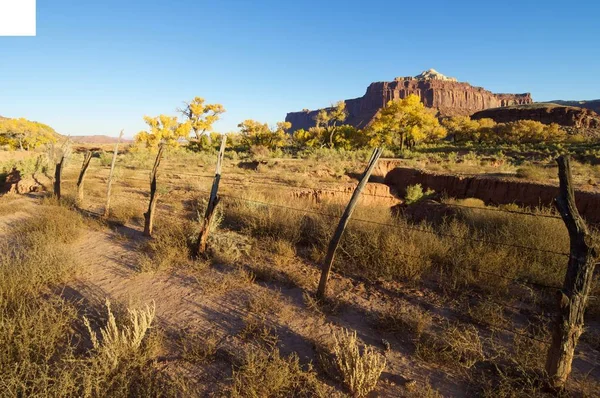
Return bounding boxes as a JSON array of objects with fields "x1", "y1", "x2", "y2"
[
  {"x1": 135, "y1": 115, "x2": 191, "y2": 148},
  {"x1": 314, "y1": 101, "x2": 348, "y2": 148},
  {"x1": 366, "y1": 95, "x2": 446, "y2": 150}
]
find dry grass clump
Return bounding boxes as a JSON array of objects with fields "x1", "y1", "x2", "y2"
[
  {"x1": 319, "y1": 328, "x2": 386, "y2": 397},
  {"x1": 231, "y1": 347, "x2": 330, "y2": 398},
  {"x1": 376, "y1": 302, "x2": 433, "y2": 342},
  {"x1": 467, "y1": 299, "x2": 508, "y2": 328},
  {"x1": 416, "y1": 323, "x2": 484, "y2": 369},
  {"x1": 107, "y1": 197, "x2": 146, "y2": 226},
  {"x1": 515, "y1": 165, "x2": 553, "y2": 182},
  {"x1": 180, "y1": 329, "x2": 222, "y2": 364},
  {"x1": 137, "y1": 218, "x2": 195, "y2": 272},
  {"x1": 84, "y1": 299, "x2": 156, "y2": 370}
]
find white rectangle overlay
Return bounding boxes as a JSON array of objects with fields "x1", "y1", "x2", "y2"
[{"x1": 0, "y1": 0, "x2": 36, "y2": 36}]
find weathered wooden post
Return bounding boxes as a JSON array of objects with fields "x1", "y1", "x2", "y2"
[
  {"x1": 546, "y1": 155, "x2": 598, "y2": 389},
  {"x1": 143, "y1": 143, "x2": 165, "y2": 237},
  {"x1": 76, "y1": 151, "x2": 93, "y2": 203},
  {"x1": 53, "y1": 154, "x2": 66, "y2": 199},
  {"x1": 316, "y1": 147, "x2": 383, "y2": 299},
  {"x1": 193, "y1": 135, "x2": 227, "y2": 257},
  {"x1": 104, "y1": 130, "x2": 124, "y2": 218}
]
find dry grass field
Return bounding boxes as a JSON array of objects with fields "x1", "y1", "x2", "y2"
[{"x1": 1, "y1": 147, "x2": 599, "y2": 397}]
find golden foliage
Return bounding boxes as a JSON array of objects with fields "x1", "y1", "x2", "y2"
[
  {"x1": 366, "y1": 94, "x2": 446, "y2": 149},
  {"x1": 0, "y1": 117, "x2": 58, "y2": 150},
  {"x1": 238, "y1": 119, "x2": 291, "y2": 150},
  {"x1": 135, "y1": 114, "x2": 191, "y2": 148},
  {"x1": 179, "y1": 97, "x2": 225, "y2": 141}
]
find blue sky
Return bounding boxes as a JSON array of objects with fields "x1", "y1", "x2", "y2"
[{"x1": 1, "y1": 0, "x2": 598, "y2": 137}]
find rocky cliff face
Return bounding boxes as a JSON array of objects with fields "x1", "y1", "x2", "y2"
[
  {"x1": 471, "y1": 103, "x2": 600, "y2": 129},
  {"x1": 286, "y1": 69, "x2": 532, "y2": 131}
]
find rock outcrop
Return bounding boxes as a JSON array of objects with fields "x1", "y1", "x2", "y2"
[
  {"x1": 286, "y1": 69, "x2": 532, "y2": 131},
  {"x1": 471, "y1": 103, "x2": 600, "y2": 129},
  {"x1": 544, "y1": 99, "x2": 600, "y2": 115}
]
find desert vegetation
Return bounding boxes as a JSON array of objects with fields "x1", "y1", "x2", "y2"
[
  {"x1": 1, "y1": 93, "x2": 600, "y2": 397},
  {"x1": 1, "y1": 133, "x2": 598, "y2": 396}
]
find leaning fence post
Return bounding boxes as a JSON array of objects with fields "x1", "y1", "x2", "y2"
[
  {"x1": 143, "y1": 143, "x2": 165, "y2": 237},
  {"x1": 193, "y1": 135, "x2": 227, "y2": 257},
  {"x1": 104, "y1": 130, "x2": 124, "y2": 218},
  {"x1": 316, "y1": 147, "x2": 383, "y2": 299},
  {"x1": 545, "y1": 155, "x2": 598, "y2": 389},
  {"x1": 76, "y1": 151, "x2": 94, "y2": 203}
]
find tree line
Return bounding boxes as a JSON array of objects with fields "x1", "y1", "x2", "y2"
[
  {"x1": 1, "y1": 94, "x2": 567, "y2": 154},
  {"x1": 133, "y1": 94, "x2": 569, "y2": 154}
]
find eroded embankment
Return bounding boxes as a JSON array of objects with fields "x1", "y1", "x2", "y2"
[{"x1": 384, "y1": 167, "x2": 600, "y2": 223}]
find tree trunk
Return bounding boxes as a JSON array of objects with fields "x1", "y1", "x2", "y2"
[
  {"x1": 545, "y1": 155, "x2": 598, "y2": 389},
  {"x1": 76, "y1": 151, "x2": 93, "y2": 203},
  {"x1": 143, "y1": 144, "x2": 165, "y2": 237}
]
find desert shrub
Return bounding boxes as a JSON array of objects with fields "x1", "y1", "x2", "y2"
[
  {"x1": 84, "y1": 300, "x2": 156, "y2": 370},
  {"x1": 107, "y1": 198, "x2": 145, "y2": 226},
  {"x1": 416, "y1": 323, "x2": 484, "y2": 369},
  {"x1": 405, "y1": 183, "x2": 434, "y2": 205},
  {"x1": 376, "y1": 302, "x2": 433, "y2": 341},
  {"x1": 319, "y1": 328, "x2": 386, "y2": 397},
  {"x1": 231, "y1": 348, "x2": 328, "y2": 397},
  {"x1": 515, "y1": 166, "x2": 551, "y2": 181},
  {"x1": 0, "y1": 201, "x2": 182, "y2": 396},
  {"x1": 137, "y1": 218, "x2": 195, "y2": 272},
  {"x1": 180, "y1": 329, "x2": 222, "y2": 364}
]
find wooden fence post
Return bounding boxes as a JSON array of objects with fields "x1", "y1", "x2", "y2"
[
  {"x1": 143, "y1": 143, "x2": 165, "y2": 237},
  {"x1": 76, "y1": 151, "x2": 93, "y2": 203},
  {"x1": 316, "y1": 147, "x2": 383, "y2": 299},
  {"x1": 545, "y1": 155, "x2": 598, "y2": 389},
  {"x1": 193, "y1": 135, "x2": 227, "y2": 257},
  {"x1": 53, "y1": 154, "x2": 66, "y2": 200},
  {"x1": 104, "y1": 130, "x2": 124, "y2": 218}
]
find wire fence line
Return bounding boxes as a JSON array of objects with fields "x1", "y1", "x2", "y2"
[
  {"x1": 76, "y1": 179, "x2": 569, "y2": 346},
  {"x1": 65, "y1": 162, "x2": 565, "y2": 220}
]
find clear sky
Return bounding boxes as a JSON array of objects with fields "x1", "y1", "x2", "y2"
[{"x1": 1, "y1": 0, "x2": 598, "y2": 137}]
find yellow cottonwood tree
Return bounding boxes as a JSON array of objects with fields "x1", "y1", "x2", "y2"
[
  {"x1": 366, "y1": 95, "x2": 446, "y2": 150},
  {"x1": 238, "y1": 120, "x2": 291, "y2": 150},
  {"x1": 179, "y1": 97, "x2": 225, "y2": 146},
  {"x1": 135, "y1": 115, "x2": 191, "y2": 148},
  {"x1": 0, "y1": 118, "x2": 58, "y2": 150},
  {"x1": 314, "y1": 101, "x2": 348, "y2": 148},
  {"x1": 442, "y1": 116, "x2": 496, "y2": 142},
  {"x1": 293, "y1": 125, "x2": 365, "y2": 150}
]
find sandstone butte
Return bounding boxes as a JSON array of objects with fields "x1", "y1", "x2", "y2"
[{"x1": 285, "y1": 69, "x2": 532, "y2": 132}]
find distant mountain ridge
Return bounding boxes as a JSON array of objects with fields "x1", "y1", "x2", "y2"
[
  {"x1": 544, "y1": 100, "x2": 600, "y2": 115},
  {"x1": 70, "y1": 135, "x2": 133, "y2": 144}
]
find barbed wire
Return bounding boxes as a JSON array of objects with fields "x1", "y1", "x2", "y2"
[
  {"x1": 208, "y1": 191, "x2": 570, "y2": 257},
  {"x1": 65, "y1": 163, "x2": 567, "y2": 220}
]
